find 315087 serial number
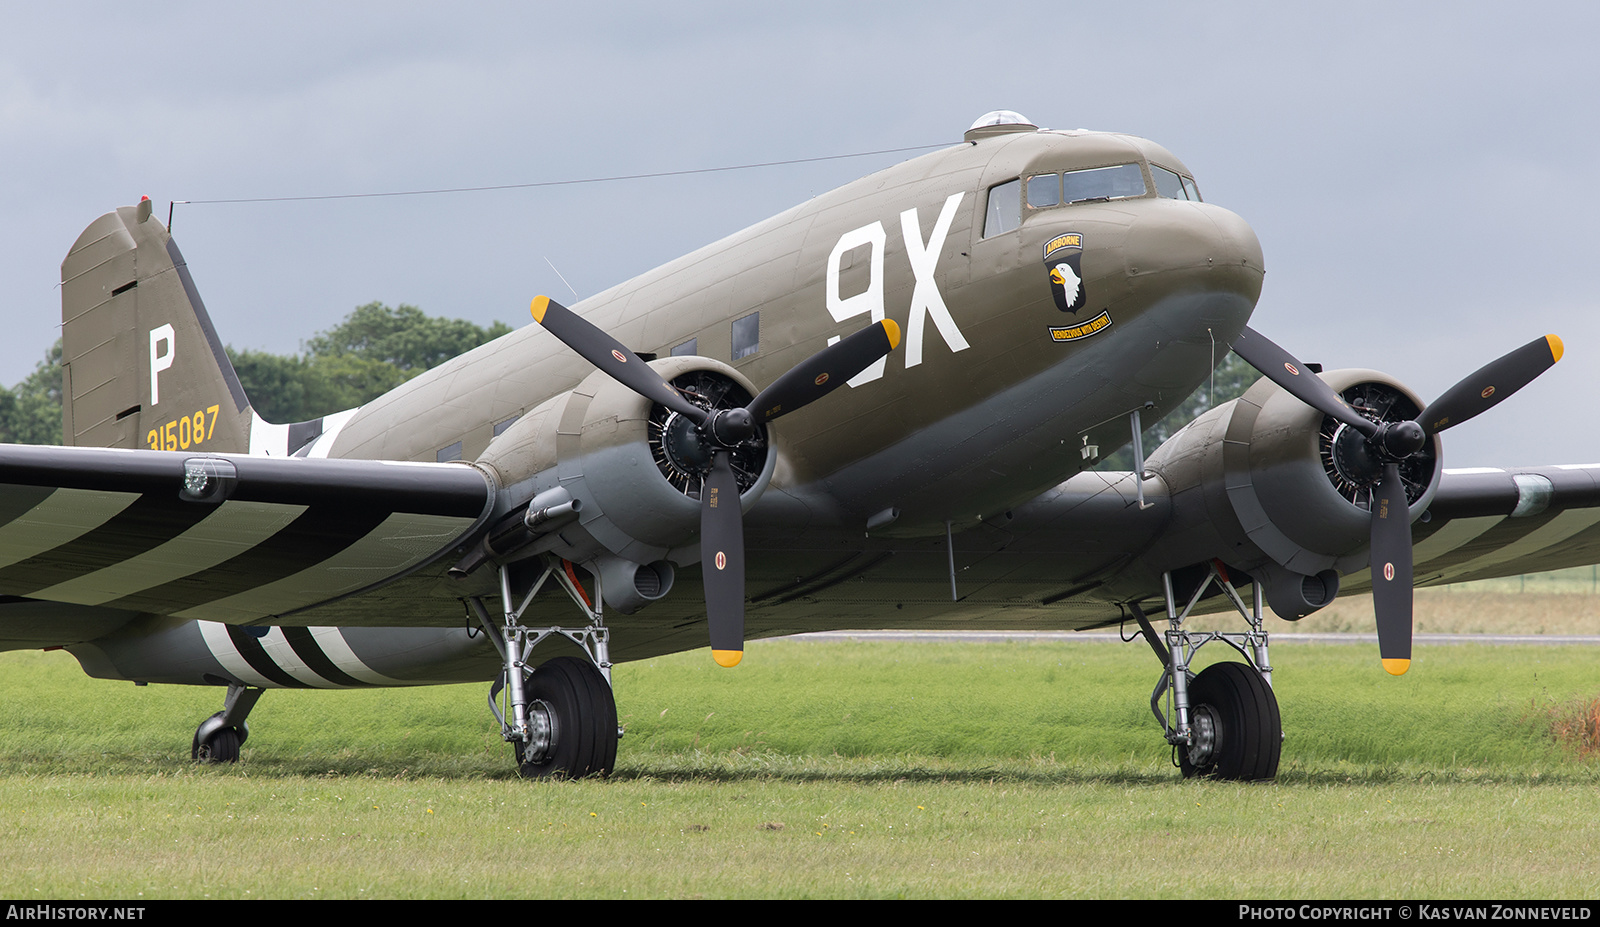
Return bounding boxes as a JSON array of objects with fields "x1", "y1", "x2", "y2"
[{"x1": 147, "y1": 405, "x2": 220, "y2": 451}]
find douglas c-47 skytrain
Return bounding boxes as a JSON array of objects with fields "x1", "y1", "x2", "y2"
[{"x1": 1, "y1": 112, "x2": 1582, "y2": 780}]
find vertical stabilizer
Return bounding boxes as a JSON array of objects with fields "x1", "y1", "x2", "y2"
[{"x1": 60, "y1": 200, "x2": 252, "y2": 452}]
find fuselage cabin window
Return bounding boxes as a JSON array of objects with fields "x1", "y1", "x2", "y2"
[{"x1": 732, "y1": 312, "x2": 759, "y2": 360}]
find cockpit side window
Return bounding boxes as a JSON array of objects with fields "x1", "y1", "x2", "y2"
[
  {"x1": 1026, "y1": 174, "x2": 1060, "y2": 208},
  {"x1": 983, "y1": 178, "x2": 1021, "y2": 237},
  {"x1": 1061, "y1": 163, "x2": 1147, "y2": 203},
  {"x1": 1152, "y1": 164, "x2": 1203, "y2": 202},
  {"x1": 1151, "y1": 164, "x2": 1186, "y2": 200}
]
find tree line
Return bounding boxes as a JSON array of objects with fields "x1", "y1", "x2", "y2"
[{"x1": 1092, "y1": 351, "x2": 1260, "y2": 471}]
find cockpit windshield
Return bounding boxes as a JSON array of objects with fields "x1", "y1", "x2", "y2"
[
  {"x1": 1151, "y1": 164, "x2": 1202, "y2": 202},
  {"x1": 985, "y1": 161, "x2": 1202, "y2": 238},
  {"x1": 1023, "y1": 163, "x2": 1150, "y2": 211}
]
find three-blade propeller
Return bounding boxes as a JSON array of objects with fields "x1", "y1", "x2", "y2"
[
  {"x1": 531, "y1": 295, "x2": 901, "y2": 666},
  {"x1": 1231, "y1": 327, "x2": 1562, "y2": 675}
]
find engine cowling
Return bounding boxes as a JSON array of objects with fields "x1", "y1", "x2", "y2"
[
  {"x1": 472, "y1": 356, "x2": 776, "y2": 610},
  {"x1": 1144, "y1": 368, "x2": 1442, "y2": 618}
]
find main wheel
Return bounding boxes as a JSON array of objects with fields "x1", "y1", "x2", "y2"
[
  {"x1": 514, "y1": 656, "x2": 618, "y2": 779},
  {"x1": 1179, "y1": 661, "x2": 1281, "y2": 781}
]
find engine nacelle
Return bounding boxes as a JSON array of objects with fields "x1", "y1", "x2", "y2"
[
  {"x1": 1144, "y1": 368, "x2": 1441, "y2": 618},
  {"x1": 473, "y1": 356, "x2": 776, "y2": 595}
]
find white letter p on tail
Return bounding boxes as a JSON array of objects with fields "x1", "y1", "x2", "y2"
[{"x1": 149, "y1": 324, "x2": 175, "y2": 405}]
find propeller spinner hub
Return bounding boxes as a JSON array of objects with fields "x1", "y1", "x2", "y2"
[
  {"x1": 1377, "y1": 420, "x2": 1426, "y2": 460},
  {"x1": 709, "y1": 407, "x2": 757, "y2": 447}
]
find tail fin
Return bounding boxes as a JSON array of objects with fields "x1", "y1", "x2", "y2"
[{"x1": 60, "y1": 199, "x2": 253, "y2": 452}]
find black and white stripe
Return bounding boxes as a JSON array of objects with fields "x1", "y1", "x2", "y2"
[
  {"x1": 197, "y1": 622, "x2": 408, "y2": 688},
  {"x1": 0, "y1": 444, "x2": 494, "y2": 624}
]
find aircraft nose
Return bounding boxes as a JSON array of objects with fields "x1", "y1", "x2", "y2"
[{"x1": 1123, "y1": 201, "x2": 1264, "y2": 300}]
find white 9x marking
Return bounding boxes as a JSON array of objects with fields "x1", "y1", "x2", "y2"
[{"x1": 826, "y1": 192, "x2": 968, "y2": 386}]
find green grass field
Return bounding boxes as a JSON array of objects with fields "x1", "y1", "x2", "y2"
[{"x1": 3, "y1": 628, "x2": 1600, "y2": 899}]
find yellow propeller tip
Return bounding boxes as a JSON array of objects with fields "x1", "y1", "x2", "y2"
[
  {"x1": 1546, "y1": 334, "x2": 1564, "y2": 363},
  {"x1": 713, "y1": 649, "x2": 743, "y2": 668},
  {"x1": 881, "y1": 318, "x2": 902, "y2": 350},
  {"x1": 531, "y1": 295, "x2": 550, "y2": 323},
  {"x1": 1382, "y1": 658, "x2": 1411, "y2": 676}
]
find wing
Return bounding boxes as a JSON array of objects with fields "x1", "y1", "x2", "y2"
[
  {"x1": 1348, "y1": 464, "x2": 1600, "y2": 591},
  {"x1": 0, "y1": 444, "x2": 492, "y2": 639}
]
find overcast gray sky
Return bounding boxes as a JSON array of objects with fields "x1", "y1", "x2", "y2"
[{"x1": 3, "y1": 2, "x2": 1596, "y2": 467}]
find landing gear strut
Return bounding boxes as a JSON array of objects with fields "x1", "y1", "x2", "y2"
[
  {"x1": 192, "y1": 684, "x2": 263, "y2": 764},
  {"x1": 470, "y1": 557, "x2": 619, "y2": 779},
  {"x1": 1132, "y1": 561, "x2": 1282, "y2": 781}
]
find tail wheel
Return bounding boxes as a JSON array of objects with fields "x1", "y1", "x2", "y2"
[
  {"x1": 191, "y1": 709, "x2": 248, "y2": 764},
  {"x1": 193, "y1": 726, "x2": 243, "y2": 764},
  {"x1": 515, "y1": 656, "x2": 618, "y2": 779},
  {"x1": 1179, "y1": 662, "x2": 1281, "y2": 781}
]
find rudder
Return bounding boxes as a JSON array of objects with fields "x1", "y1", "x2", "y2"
[{"x1": 60, "y1": 198, "x2": 252, "y2": 453}]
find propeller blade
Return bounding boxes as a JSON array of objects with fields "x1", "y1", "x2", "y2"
[
  {"x1": 1369, "y1": 461, "x2": 1414, "y2": 676},
  {"x1": 1232, "y1": 327, "x2": 1377, "y2": 436},
  {"x1": 532, "y1": 295, "x2": 706, "y2": 423},
  {"x1": 700, "y1": 450, "x2": 746, "y2": 667},
  {"x1": 1417, "y1": 335, "x2": 1563, "y2": 436},
  {"x1": 747, "y1": 320, "x2": 902, "y2": 423}
]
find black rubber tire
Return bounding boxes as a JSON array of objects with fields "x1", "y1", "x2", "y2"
[
  {"x1": 195, "y1": 727, "x2": 242, "y2": 764},
  {"x1": 1179, "y1": 661, "x2": 1281, "y2": 781},
  {"x1": 515, "y1": 656, "x2": 618, "y2": 779}
]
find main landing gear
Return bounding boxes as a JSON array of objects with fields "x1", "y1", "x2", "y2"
[
  {"x1": 192, "y1": 683, "x2": 264, "y2": 763},
  {"x1": 1130, "y1": 561, "x2": 1282, "y2": 781},
  {"x1": 469, "y1": 557, "x2": 620, "y2": 779}
]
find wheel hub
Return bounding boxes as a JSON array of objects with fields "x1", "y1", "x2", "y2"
[
  {"x1": 1188, "y1": 704, "x2": 1220, "y2": 767},
  {"x1": 520, "y1": 699, "x2": 556, "y2": 765}
]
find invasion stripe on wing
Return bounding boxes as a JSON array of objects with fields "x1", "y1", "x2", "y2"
[
  {"x1": 177, "y1": 512, "x2": 477, "y2": 623},
  {"x1": 106, "y1": 505, "x2": 394, "y2": 614},
  {"x1": 1411, "y1": 515, "x2": 1505, "y2": 566},
  {"x1": 1440, "y1": 508, "x2": 1600, "y2": 578},
  {"x1": 29, "y1": 501, "x2": 308, "y2": 606},
  {"x1": 0, "y1": 493, "x2": 220, "y2": 594},
  {"x1": 0, "y1": 488, "x2": 137, "y2": 572}
]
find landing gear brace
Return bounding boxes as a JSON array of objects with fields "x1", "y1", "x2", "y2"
[
  {"x1": 1131, "y1": 561, "x2": 1282, "y2": 780},
  {"x1": 469, "y1": 557, "x2": 620, "y2": 779}
]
